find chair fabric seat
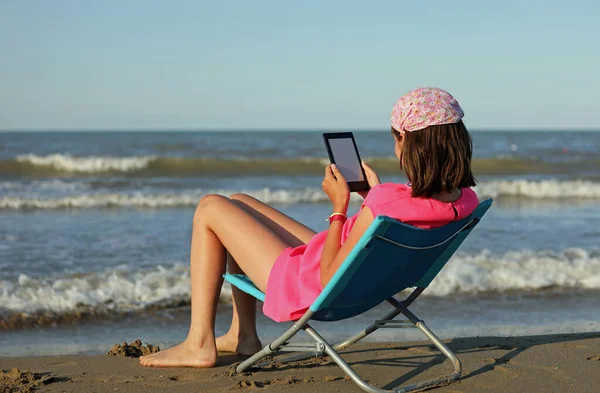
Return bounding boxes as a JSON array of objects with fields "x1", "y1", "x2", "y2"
[{"x1": 224, "y1": 274, "x2": 265, "y2": 302}]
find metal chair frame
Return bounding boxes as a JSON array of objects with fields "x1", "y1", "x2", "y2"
[{"x1": 225, "y1": 200, "x2": 492, "y2": 393}]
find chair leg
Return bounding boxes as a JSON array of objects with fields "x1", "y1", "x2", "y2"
[
  {"x1": 235, "y1": 305, "x2": 461, "y2": 393},
  {"x1": 333, "y1": 305, "x2": 404, "y2": 351},
  {"x1": 333, "y1": 290, "x2": 425, "y2": 351},
  {"x1": 277, "y1": 306, "x2": 399, "y2": 364},
  {"x1": 304, "y1": 326, "x2": 384, "y2": 393},
  {"x1": 275, "y1": 348, "x2": 325, "y2": 364},
  {"x1": 236, "y1": 312, "x2": 313, "y2": 373},
  {"x1": 306, "y1": 319, "x2": 461, "y2": 393},
  {"x1": 236, "y1": 344, "x2": 276, "y2": 373},
  {"x1": 415, "y1": 321, "x2": 462, "y2": 380}
]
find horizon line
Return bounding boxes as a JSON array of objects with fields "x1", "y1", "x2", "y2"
[{"x1": 1, "y1": 127, "x2": 599, "y2": 133}]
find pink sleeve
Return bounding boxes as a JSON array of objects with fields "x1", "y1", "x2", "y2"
[
  {"x1": 360, "y1": 185, "x2": 386, "y2": 217},
  {"x1": 360, "y1": 183, "x2": 412, "y2": 218}
]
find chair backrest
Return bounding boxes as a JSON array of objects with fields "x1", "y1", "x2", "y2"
[{"x1": 310, "y1": 199, "x2": 493, "y2": 321}]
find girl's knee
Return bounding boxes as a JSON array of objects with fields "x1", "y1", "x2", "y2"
[
  {"x1": 229, "y1": 193, "x2": 251, "y2": 202},
  {"x1": 199, "y1": 193, "x2": 228, "y2": 206},
  {"x1": 194, "y1": 194, "x2": 229, "y2": 224}
]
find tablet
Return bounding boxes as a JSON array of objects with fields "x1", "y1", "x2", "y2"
[{"x1": 322, "y1": 132, "x2": 370, "y2": 192}]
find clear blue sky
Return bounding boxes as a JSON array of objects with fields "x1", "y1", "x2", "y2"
[{"x1": 1, "y1": 0, "x2": 598, "y2": 130}]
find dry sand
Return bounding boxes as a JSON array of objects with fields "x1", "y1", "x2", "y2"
[{"x1": 1, "y1": 333, "x2": 599, "y2": 393}]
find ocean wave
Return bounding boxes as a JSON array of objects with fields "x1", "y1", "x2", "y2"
[
  {"x1": 474, "y1": 179, "x2": 600, "y2": 199},
  {"x1": 15, "y1": 153, "x2": 155, "y2": 173},
  {"x1": 0, "y1": 188, "x2": 332, "y2": 209},
  {"x1": 0, "y1": 264, "x2": 203, "y2": 315},
  {"x1": 429, "y1": 248, "x2": 600, "y2": 296},
  {"x1": 1, "y1": 153, "x2": 589, "y2": 177},
  {"x1": 0, "y1": 179, "x2": 88, "y2": 192},
  {"x1": 7, "y1": 154, "x2": 329, "y2": 175},
  {"x1": 2, "y1": 179, "x2": 600, "y2": 210},
  {"x1": 1, "y1": 249, "x2": 599, "y2": 319}
]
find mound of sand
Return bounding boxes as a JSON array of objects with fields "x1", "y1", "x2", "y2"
[
  {"x1": 107, "y1": 339, "x2": 160, "y2": 358},
  {"x1": 0, "y1": 368, "x2": 61, "y2": 393}
]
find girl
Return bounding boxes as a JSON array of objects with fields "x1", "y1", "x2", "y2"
[{"x1": 140, "y1": 87, "x2": 479, "y2": 368}]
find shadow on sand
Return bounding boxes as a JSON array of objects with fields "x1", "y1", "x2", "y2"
[{"x1": 238, "y1": 332, "x2": 600, "y2": 390}]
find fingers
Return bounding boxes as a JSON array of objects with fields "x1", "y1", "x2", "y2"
[
  {"x1": 322, "y1": 163, "x2": 350, "y2": 209},
  {"x1": 324, "y1": 164, "x2": 334, "y2": 179},
  {"x1": 324, "y1": 164, "x2": 346, "y2": 182},
  {"x1": 361, "y1": 160, "x2": 381, "y2": 187},
  {"x1": 330, "y1": 164, "x2": 346, "y2": 182}
]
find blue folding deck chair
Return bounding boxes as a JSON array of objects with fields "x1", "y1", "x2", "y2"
[{"x1": 224, "y1": 198, "x2": 492, "y2": 393}]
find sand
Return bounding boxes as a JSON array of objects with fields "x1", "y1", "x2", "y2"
[
  {"x1": 106, "y1": 339, "x2": 160, "y2": 358},
  {"x1": 1, "y1": 333, "x2": 599, "y2": 393}
]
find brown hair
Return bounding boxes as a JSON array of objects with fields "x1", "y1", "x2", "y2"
[{"x1": 392, "y1": 120, "x2": 476, "y2": 198}]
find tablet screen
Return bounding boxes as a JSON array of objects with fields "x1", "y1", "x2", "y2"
[{"x1": 328, "y1": 138, "x2": 364, "y2": 182}]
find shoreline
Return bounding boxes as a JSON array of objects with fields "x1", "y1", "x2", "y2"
[{"x1": 2, "y1": 333, "x2": 599, "y2": 392}]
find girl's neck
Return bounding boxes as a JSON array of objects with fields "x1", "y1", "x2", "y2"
[{"x1": 432, "y1": 188, "x2": 462, "y2": 203}]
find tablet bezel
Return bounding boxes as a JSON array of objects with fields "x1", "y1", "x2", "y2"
[{"x1": 322, "y1": 132, "x2": 370, "y2": 192}]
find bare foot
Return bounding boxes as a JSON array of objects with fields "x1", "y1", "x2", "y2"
[
  {"x1": 139, "y1": 340, "x2": 217, "y2": 368},
  {"x1": 216, "y1": 332, "x2": 262, "y2": 356}
]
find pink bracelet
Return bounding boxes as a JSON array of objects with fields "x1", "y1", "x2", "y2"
[{"x1": 328, "y1": 213, "x2": 347, "y2": 225}]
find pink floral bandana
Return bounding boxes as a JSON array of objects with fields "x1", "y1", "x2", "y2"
[{"x1": 390, "y1": 87, "x2": 464, "y2": 132}]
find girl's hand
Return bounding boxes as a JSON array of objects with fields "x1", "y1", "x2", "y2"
[
  {"x1": 322, "y1": 164, "x2": 350, "y2": 213},
  {"x1": 358, "y1": 161, "x2": 381, "y2": 199}
]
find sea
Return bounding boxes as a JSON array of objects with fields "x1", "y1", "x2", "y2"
[{"x1": 1, "y1": 130, "x2": 600, "y2": 357}]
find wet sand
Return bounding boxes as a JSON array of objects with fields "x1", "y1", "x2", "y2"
[{"x1": 1, "y1": 333, "x2": 599, "y2": 393}]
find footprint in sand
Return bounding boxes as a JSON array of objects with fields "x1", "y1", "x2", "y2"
[{"x1": 235, "y1": 376, "x2": 316, "y2": 389}]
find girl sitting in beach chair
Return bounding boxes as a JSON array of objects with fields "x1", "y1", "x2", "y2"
[{"x1": 140, "y1": 87, "x2": 479, "y2": 368}]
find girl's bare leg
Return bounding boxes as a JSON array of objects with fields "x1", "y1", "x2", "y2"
[
  {"x1": 213, "y1": 251, "x2": 263, "y2": 356},
  {"x1": 139, "y1": 194, "x2": 290, "y2": 368},
  {"x1": 230, "y1": 193, "x2": 316, "y2": 245},
  {"x1": 215, "y1": 194, "x2": 317, "y2": 355}
]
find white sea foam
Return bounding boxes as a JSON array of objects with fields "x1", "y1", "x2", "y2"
[
  {"x1": 428, "y1": 248, "x2": 600, "y2": 296},
  {"x1": 475, "y1": 179, "x2": 600, "y2": 199},
  {"x1": 0, "y1": 193, "x2": 201, "y2": 209},
  {"x1": 0, "y1": 182, "x2": 20, "y2": 191},
  {"x1": 13, "y1": 153, "x2": 329, "y2": 173},
  {"x1": 16, "y1": 153, "x2": 156, "y2": 173},
  {"x1": 0, "y1": 264, "x2": 202, "y2": 314},
  {"x1": 1, "y1": 249, "x2": 599, "y2": 315},
  {"x1": 0, "y1": 188, "x2": 337, "y2": 209},
  {"x1": 0, "y1": 179, "x2": 87, "y2": 192},
  {"x1": 3, "y1": 179, "x2": 600, "y2": 210}
]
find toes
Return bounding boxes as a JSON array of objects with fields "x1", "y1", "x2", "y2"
[
  {"x1": 139, "y1": 354, "x2": 156, "y2": 366},
  {"x1": 140, "y1": 357, "x2": 154, "y2": 367}
]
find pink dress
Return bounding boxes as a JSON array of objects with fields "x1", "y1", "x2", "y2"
[{"x1": 262, "y1": 183, "x2": 479, "y2": 322}]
